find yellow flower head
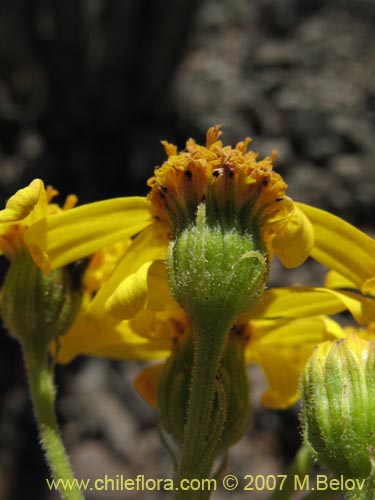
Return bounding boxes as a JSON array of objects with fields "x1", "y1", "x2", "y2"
[
  {"x1": 2, "y1": 133, "x2": 374, "y2": 414},
  {"x1": 148, "y1": 126, "x2": 288, "y2": 235},
  {"x1": 0, "y1": 179, "x2": 77, "y2": 259},
  {"x1": 58, "y1": 235, "x2": 374, "y2": 410},
  {"x1": 17, "y1": 127, "x2": 374, "y2": 297},
  {"x1": 147, "y1": 125, "x2": 315, "y2": 269},
  {"x1": 0, "y1": 180, "x2": 85, "y2": 347}
]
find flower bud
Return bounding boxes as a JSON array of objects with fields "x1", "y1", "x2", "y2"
[
  {"x1": 300, "y1": 335, "x2": 375, "y2": 484},
  {"x1": 1, "y1": 250, "x2": 85, "y2": 349},
  {"x1": 157, "y1": 328, "x2": 251, "y2": 453}
]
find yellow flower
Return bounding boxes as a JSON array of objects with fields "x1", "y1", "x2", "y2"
[
  {"x1": 2, "y1": 128, "x2": 374, "y2": 410},
  {"x1": 0, "y1": 183, "x2": 168, "y2": 363},
  {"x1": 0, "y1": 179, "x2": 78, "y2": 258},
  {"x1": 134, "y1": 315, "x2": 347, "y2": 411},
  {"x1": 0, "y1": 180, "x2": 88, "y2": 352},
  {"x1": 53, "y1": 233, "x2": 173, "y2": 364},
  {"x1": 243, "y1": 272, "x2": 375, "y2": 407},
  {"x1": 54, "y1": 232, "x2": 374, "y2": 408},
  {"x1": 20, "y1": 126, "x2": 374, "y2": 297},
  {"x1": 104, "y1": 249, "x2": 375, "y2": 408}
]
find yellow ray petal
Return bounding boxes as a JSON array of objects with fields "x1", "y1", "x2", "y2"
[
  {"x1": 55, "y1": 313, "x2": 170, "y2": 364},
  {"x1": 297, "y1": 203, "x2": 375, "y2": 295},
  {"x1": 83, "y1": 240, "x2": 130, "y2": 293},
  {"x1": 89, "y1": 225, "x2": 168, "y2": 315},
  {"x1": 316, "y1": 288, "x2": 375, "y2": 324},
  {"x1": 249, "y1": 286, "x2": 375, "y2": 324},
  {"x1": 106, "y1": 259, "x2": 177, "y2": 319},
  {"x1": 266, "y1": 203, "x2": 314, "y2": 268},
  {"x1": 250, "y1": 287, "x2": 346, "y2": 319},
  {"x1": 129, "y1": 308, "x2": 189, "y2": 342},
  {"x1": 24, "y1": 197, "x2": 152, "y2": 273},
  {"x1": 0, "y1": 179, "x2": 46, "y2": 226},
  {"x1": 246, "y1": 316, "x2": 345, "y2": 349},
  {"x1": 106, "y1": 260, "x2": 154, "y2": 319},
  {"x1": 245, "y1": 317, "x2": 345, "y2": 408},
  {"x1": 324, "y1": 270, "x2": 357, "y2": 289}
]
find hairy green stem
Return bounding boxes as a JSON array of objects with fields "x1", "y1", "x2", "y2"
[
  {"x1": 22, "y1": 341, "x2": 84, "y2": 500},
  {"x1": 174, "y1": 316, "x2": 231, "y2": 500}
]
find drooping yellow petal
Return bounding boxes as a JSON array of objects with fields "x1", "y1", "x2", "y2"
[
  {"x1": 245, "y1": 317, "x2": 345, "y2": 408},
  {"x1": 24, "y1": 197, "x2": 152, "y2": 273},
  {"x1": 0, "y1": 179, "x2": 46, "y2": 226},
  {"x1": 246, "y1": 316, "x2": 345, "y2": 352},
  {"x1": 316, "y1": 288, "x2": 375, "y2": 324},
  {"x1": 250, "y1": 287, "x2": 346, "y2": 319},
  {"x1": 265, "y1": 204, "x2": 314, "y2": 268},
  {"x1": 145, "y1": 263, "x2": 179, "y2": 311},
  {"x1": 106, "y1": 259, "x2": 177, "y2": 319},
  {"x1": 55, "y1": 313, "x2": 170, "y2": 364},
  {"x1": 324, "y1": 270, "x2": 357, "y2": 289},
  {"x1": 106, "y1": 261, "x2": 155, "y2": 319},
  {"x1": 89, "y1": 225, "x2": 168, "y2": 315},
  {"x1": 54, "y1": 236, "x2": 172, "y2": 363},
  {"x1": 249, "y1": 286, "x2": 375, "y2": 324},
  {"x1": 50, "y1": 224, "x2": 176, "y2": 364},
  {"x1": 297, "y1": 203, "x2": 375, "y2": 295}
]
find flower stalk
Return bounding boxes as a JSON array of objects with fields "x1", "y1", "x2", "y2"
[
  {"x1": 22, "y1": 340, "x2": 84, "y2": 500},
  {"x1": 175, "y1": 315, "x2": 232, "y2": 485},
  {"x1": 1, "y1": 250, "x2": 85, "y2": 500},
  {"x1": 165, "y1": 202, "x2": 268, "y2": 497}
]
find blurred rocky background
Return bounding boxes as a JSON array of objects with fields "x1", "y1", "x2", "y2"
[{"x1": 0, "y1": 0, "x2": 374, "y2": 498}]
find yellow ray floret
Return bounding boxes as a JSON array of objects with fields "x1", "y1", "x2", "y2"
[{"x1": 0, "y1": 179, "x2": 77, "y2": 258}]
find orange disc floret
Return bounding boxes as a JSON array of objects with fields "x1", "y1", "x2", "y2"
[{"x1": 147, "y1": 125, "x2": 291, "y2": 238}]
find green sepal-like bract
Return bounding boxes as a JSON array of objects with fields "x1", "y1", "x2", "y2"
[
  {"x1": 1, "y1": 250, "x2": 84, "y2": 350},
  {"x1": 157, "y1": 328, "x2": 251, "y2": 456},
  {"x1": 167, "y1": 203, "x2": 268, "y2": 324},
  {"x1": 157, "y1": 334, "x2": 194, "y2": 445}
]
